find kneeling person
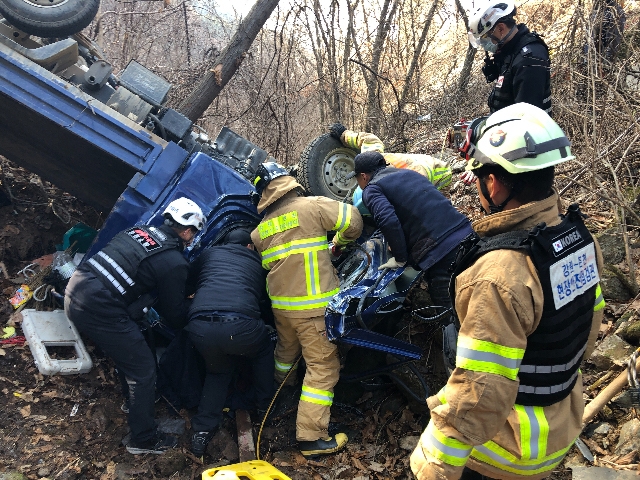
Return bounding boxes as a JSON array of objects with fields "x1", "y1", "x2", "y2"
[
  {"x1": 65, "y1": 197, "x2": 205, "y2": 455},
  {"x1": 186, "y1": 228, "x2": 275, "y2": 457}
]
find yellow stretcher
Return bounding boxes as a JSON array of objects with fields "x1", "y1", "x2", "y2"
[{"x1": 202, "y1": 460, "x2": 291, "y2": 480}]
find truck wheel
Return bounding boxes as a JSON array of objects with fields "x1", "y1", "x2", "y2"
[
  {"x1": 298, "y1": 133, "x2": 358, "y2": 201},
  {"x1": 0, "y1": 0, "x2": 100, "y2": 38}
]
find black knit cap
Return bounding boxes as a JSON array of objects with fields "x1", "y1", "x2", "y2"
[
  {"x1": 346, "y1": 151, "x2": 387, "y2": 179},
  {"x1": 222, "y1": 228, "x2": 253, "y2": 246}
]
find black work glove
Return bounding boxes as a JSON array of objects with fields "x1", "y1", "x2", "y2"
[
  {"x1": 329, "y1": 122, "x2": 347, "y2": 140},
  {"x1": 482, "y1": 54, "x2": 499, "y2": 83},
  {"x1": 126, "y1": 293, "x2": 156, "y2": 321}
]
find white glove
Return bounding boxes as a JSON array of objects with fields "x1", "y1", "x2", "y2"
[
  {"x1": 378, "y1": 257, "x2": 406, "y2": 270},
  {"x1": 459, "y1": 170, "x2": 478, "y2": 185}
]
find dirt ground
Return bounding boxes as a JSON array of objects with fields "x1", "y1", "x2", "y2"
[{"x1": 0, "y1": 162, "x2": 631, "y2": 480}]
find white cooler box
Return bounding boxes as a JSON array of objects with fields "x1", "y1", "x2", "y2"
[{"x1": 21, "y1": 309, "x2": 92, "y2": 375}]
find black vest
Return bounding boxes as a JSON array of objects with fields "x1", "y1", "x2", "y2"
[
  {"x1": 489, "y1": 30, "x2": 552, "y2": 114},
  {"x1": 450, "y1": 205, "x2": 599, "y2": 406},
  {"x1": 86, "y1": 225, "x2": 180, "y2": 304}
]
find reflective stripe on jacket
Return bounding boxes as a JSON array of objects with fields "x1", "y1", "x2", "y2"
[
  {"x1": 410, "y1": 192, "x2": 604, "y2": 480},
  {"x1": 251, "y1": 188, "x2": 363, "y2": 318},
  {"x1": 341, "y1": 130, "x2": 452, "y2": 188}
]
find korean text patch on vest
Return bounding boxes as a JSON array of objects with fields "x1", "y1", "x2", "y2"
[
  {"x1": 549, "y1": 242, "x2": 600, "y2": 310},
  {"x1": 259, "y1": 211, "x2": 300, "y2": 239},
  {"x1": 126, "y1": 227, "x2": 164, "y2": 252}
]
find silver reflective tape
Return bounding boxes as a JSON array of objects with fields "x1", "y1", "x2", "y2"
[
  {"x1": 523, "y1": 406, "x2": 540, "y2": 459},
  {"x1": 88, "y1": 258, "x2": 126, "y2": 295},
  {"x1": 427, "y1": 431, "x2": 472, "y2": 460},
  {"x1": 518, "y1": 369, "x2": 579, "y2": 395},
  {"x1": 336, "y1": 203, "x2": 348, "y2": 232},
  {"x1": 97, "y1": 252, "x2": 135, "y2": 286},
  {"x1": 457, "y1": 346, "x2": 522, "y2": 370},
  {"x1": 519, "y1": 343, "x2": 587, "y2": 374},
  {"x1": 307, "y1": 252, "x2": 317, "y2": 295}
]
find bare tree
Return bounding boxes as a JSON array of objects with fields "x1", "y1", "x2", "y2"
[
  {"x1": 363, "y1": 0, "x2": 399, "y2": 132},
  {"x1": 454, "y1": 0, "x2": 476, "y2": 94},
  {"x1": 177, "y1": 0, "x2": 281, "y2": 122}
]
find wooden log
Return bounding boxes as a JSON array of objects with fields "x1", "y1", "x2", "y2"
[
  {"x1": 236, "y1": 409, "x2": 256, "y2": 462},
  {"x1": 583, "y1": 357, "x2": 640, "y2": 425}
]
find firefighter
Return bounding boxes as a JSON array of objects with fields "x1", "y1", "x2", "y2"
[
  {"x1": 468, "y1": 0, "x2": 551, "y2": 115},
  {"x1": 250, "y1": 162, "x2": 363, "y2": 458},
  {"x1": 347, "y1": 150, "x2": 473, "y2": 372},
  {"x1": 410, "y1": 103, "x2": 606, "y2": 480},
  {"x1": 65, "y1": 197, "x2": 205, "y2": 455},
  {"x1": 186, "y1": 228, "x2": 274, "y2": 457},
  {"x1": 329, "y1": 123, "x2": 453, "y2": 216}
]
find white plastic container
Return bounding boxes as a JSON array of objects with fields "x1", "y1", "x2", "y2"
[{"x1": 21, "y1": 309, "x2": 92, "y2": 375}]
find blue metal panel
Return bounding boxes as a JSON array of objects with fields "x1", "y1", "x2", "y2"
[
  {"x1": 86, "y1": 152, "x2": 260, "y2": 259},
  {"x1": 337, "y1": 329, "x2": 422, "y2": 359},
  {"x1": 0, "y1": 42, "x2": 164, "y2": 172},
  {"x1": 325, "y1": 236, "x2": 423, "y2": 358}
]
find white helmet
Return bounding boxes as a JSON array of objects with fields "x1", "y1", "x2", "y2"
[
  {"x1": 468, "y1": 0, "x2": 515, "y2": 48},
  {"x1": 162, "y1": 197, "x2": 205, "y2": 231},
  {"x1": 466, "y1": 103, "x2": 575, "y2": 174}
]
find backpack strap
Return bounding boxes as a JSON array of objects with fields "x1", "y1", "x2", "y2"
[{"x1": 449, "y1": 229, "x2": 531, "y2": 328}]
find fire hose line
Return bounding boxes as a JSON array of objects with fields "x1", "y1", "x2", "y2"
[{"x1": 256, "y1": 354, "x2": 302, "y2": 461}]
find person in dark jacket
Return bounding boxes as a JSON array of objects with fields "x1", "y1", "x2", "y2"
[
  {"x1": 347, "y1": 151, "x2": 473, "y2": 371},
  {"x1": 186, "y1": 227, "x2": 275, "y2": 457},
  {"x1": 468, "y1": 1, "x2": 551, "y2": 115},
  {"x1": 64, "y1": 197, "x2": 206, "y2": 455}
]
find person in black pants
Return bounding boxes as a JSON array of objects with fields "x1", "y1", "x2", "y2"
[
  {"x1": 64, "y1": 197, "x2": 206, "y2": 455},
  {"x1": 347, "y1": 151, "x2": 473, "y2": 371},
  {"x1": 186, "y1": 228, "x2": 275, "y2": 457}
]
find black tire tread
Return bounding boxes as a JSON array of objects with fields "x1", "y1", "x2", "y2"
[
  {"x1": 298, "y1": 133, "x2": 357, "y2": 200},
  {"x1": 297, "y1": 134, "x2": 328, "y2": 195},
  {"x1": 0, "y1": 0, "x2": 100, "y2": 37}
]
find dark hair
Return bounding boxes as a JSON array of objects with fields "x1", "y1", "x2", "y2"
[
  {"x1": 164, "y1": 216, "x2": 195, "y2": 233},
  {"x1": 222, "y1": 228, "x2": 253, "y2": 246},
  {"x1": 498, "y1": 7, "x2": 517, "y2": 27},
  {"x1": 475, "y1": 164, "x2": 555, "y2": 204}
]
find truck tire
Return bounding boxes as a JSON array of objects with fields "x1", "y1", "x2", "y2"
[
  {"x1": 298, "y1": 133, "x2": 358, "y2": 201},
  {"x1": 0, "y1": 0, "x2": 100, "y2": 38}
]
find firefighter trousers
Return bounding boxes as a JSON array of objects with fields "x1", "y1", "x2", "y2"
[{"x1": 273, "y1": 311, "x2": 340, "y2": 442}]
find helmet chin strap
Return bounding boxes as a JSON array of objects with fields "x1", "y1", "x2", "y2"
[
  {"x1": 490, "y1": 24, "x2": 517, "y2": 52},
  {"x1": 478, "y1": 177, "x2": 521, "y2": 215}
]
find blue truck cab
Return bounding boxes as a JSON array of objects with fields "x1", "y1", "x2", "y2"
[{"x1": 0, "y1": 27, "x2": 263, "y2": 256}]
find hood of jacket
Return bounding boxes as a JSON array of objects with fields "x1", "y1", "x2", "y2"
[
  {"x1": 472, "y1": 190, "x2": 561, "y2": 237},
  {"x1": 257, "y1": 175, "x2": 302, "y2": 213}
]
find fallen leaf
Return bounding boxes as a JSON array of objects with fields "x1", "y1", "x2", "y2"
[
  {"x1": 21, "y1": 392, "x2": 34, "y2": 402},
  {"x1": 618, "y1": 450, "x2": 638, "y2": 465},
  {"x1": 19, "y1": 404, "x2": 31, "y2": 417},
  {"x1": 352, "y1": 457, "x2": 367, "y2": 470}
]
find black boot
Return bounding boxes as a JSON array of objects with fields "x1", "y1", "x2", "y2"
[
  {"x1": 190, "y1": 429, "x2": 217, "y2": 457},
  {"x1": 299, "y1": 433, "x2": 348, "y2": 458}
]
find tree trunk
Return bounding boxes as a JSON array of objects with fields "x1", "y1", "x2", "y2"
[
  {"x1": 177, "y1": 0, "x2": 280, "y2": 122},
  {"x1": 365, "y1": 0, "x2": 398, "y2": 133},
  {"x1": 399, "y1": 0, "x2": 439, "y2": 109},
  {"x1": 454, "y1": 0, "x2": 477, "y2": 94}
]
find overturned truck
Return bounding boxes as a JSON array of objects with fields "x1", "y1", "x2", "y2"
[{"x1": 0, "y1": 12, "x2": 433, "y2": 400}]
